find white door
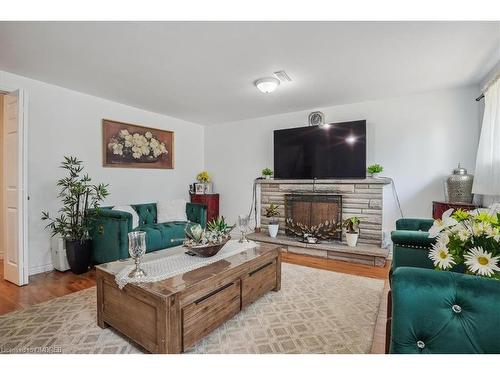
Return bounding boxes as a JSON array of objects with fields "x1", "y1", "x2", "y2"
[{"x1": 3, "y1": 90, "x2": 27, "y2": 285}]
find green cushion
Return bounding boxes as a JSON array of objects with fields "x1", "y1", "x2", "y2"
[
  {"x1": 132, "y1": 203, "x2": 157, "y2": 226},
  {"x1": 396, "y1": 218, "x2": 434, "y2": 231},
  {"x1": 390, "y1": 267, "x2": 500, "y2": 354},
  {"x1": 137, "y1": 222, "x2": 187, "y2": 252}
]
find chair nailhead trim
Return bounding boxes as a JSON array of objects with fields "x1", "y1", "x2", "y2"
[
  {"x1": 416, "y1": 340, "x2": 425, "y2": 349},
  {"x1": 452, "y1": 304, "x2": 462, "y2": 314}
]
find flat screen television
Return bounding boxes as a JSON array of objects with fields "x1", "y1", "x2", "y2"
[{"x1": 273, "y1": 120, "x2": 366, "y2": 179}]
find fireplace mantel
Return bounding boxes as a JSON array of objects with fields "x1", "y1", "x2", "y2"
[
  {"x1": 254, "y1": 177, "x2": 391, "y2": 265},
  {"x1": 256, "y1": 177, "x2": 391, "y2": 185}
]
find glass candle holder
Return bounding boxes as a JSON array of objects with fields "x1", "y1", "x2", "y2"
[
  {"x1": 128, "y1": 231, "x2": 147, "y2": 278},
  {"x1": 238, "y1": 214, "x2": 250, "y2": 243}
]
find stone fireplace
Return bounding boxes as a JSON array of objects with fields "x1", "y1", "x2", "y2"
[
  {"x1": 249, "y1": 178, "x2": 391, "y2": 266},
  {"x1": 285, "y1": 193, "x2": 342, "y2": 241}
]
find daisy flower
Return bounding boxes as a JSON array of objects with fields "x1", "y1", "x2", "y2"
[
  {"x1": 428, "y1": 243, "x2": 455, "y2": 270},
  {"x1": 428, "y1": 209, "x2": 458, "y2": 238},
  {"x1": 464, "y1": 247, "x2": 500, "y2": 277},
  {"x1": 485, "y1": 226, "x2": 500, "y2": 242}
]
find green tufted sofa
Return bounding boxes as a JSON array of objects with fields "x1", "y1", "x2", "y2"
[
  {"x1": 89, "y1": 202, "x2": 207, "y2": 265},
  {"x1": 388, "y1": 217, "x2": 500, "y2": 353}
]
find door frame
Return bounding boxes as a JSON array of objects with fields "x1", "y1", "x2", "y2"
[{"x1": 1, "y1": 84, "x2": 29, "y2": 285}]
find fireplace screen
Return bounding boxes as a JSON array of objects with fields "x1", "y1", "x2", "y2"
[{"x1": 285, "y1": 194, "x2": 342, "y2": 241}]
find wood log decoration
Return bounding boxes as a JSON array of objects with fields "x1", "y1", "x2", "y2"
[{"x1": 285, "y1": 218, "x2": 341, "y2": 239}]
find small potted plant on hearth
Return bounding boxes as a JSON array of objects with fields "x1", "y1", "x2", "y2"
[
  {"x1": 265, "y1": 203, "x2": 280, "y2": 238},
  {"x1": 367, "y1": 163, "x2": 383, "y2": 178},
  {"x1": 262, "y1": 168, "x2": 273, "y2": 179},
  {"x1": 343, "y1": 216, "x2": 360, "y2": 247},
  {"x1": 42, "y1": 156, "x2": 109, "y2": 274}
]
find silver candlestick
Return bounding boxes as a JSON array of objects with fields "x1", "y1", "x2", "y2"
[{"x1": 128, "y1": 231, "x2": 147, "y2": 278}]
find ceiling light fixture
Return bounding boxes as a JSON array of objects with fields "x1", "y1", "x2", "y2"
[{"x1": 255, "y1": 77, "x2": 280, "y2": 94}]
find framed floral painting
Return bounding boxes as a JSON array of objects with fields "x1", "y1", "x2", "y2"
[{"x1": 102, "y1": 119, "x2": 174, "y2": 169}]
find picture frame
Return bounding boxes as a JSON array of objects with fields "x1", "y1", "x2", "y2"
[
  {"x1": 102, "y1": 119, "x2": 174, "y2": 169},
  {"x1": 195, "y1": 183, "x2": 206, "y2": 195}
]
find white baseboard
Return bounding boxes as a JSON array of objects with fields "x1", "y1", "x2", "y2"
[{"x1": 29, "y1": 263, "x2": 54, "y2": 276}]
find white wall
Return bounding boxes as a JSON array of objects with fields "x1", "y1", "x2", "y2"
[
  {"x1": 205, "y1": 86, "x2": 481, "y2": 234},
  {"x1": 0, "y1": 70, "x2": 205, "y2": 275}
]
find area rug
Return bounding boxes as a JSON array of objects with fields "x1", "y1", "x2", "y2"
[{"x1": 0, "y1": 263, "x2": 384, "y2": 354}]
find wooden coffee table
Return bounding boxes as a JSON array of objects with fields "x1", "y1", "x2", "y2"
[{"x1": 95, "y1": 243, "x2": 281, "y2": 353}]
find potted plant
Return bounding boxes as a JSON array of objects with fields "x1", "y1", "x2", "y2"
[
  {"x1": 367, "y1": 163, "x2": 383, "y2": 178},
  {"x1": 196, "y1": 171, "x2": 212, "y2": 193},
  {"x1": 343, "y1": 216, "x2": 360, "y2": 247},
  {"x1": 265, "y1": 203, "x2": 280, "y2": 238},
  {"x1": 42, "y1": 156, "x2": 109, "y2": 274},
  {"x1": 262, "y1": 168, "x2": 273, "y2": 179},
  {"x1": 428, "y1": 208, "x2": 500, "y2": 278}
]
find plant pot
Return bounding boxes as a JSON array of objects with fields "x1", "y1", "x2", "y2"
[
  {"x1": 264, "y1": 175, "x2": 272, "y2": 180},
  {"x1": 65, "y1": 239, "x2": 92, "y2": 274},
  {"x1": 346, "y1": 232, "x2": 359, "y2": 247},
  {"x1": 369, "y1": 173, "x2": 379, "y2": 178},
  {"x1": 268, "y1": 223, "x2": 279, "y2": 238}
]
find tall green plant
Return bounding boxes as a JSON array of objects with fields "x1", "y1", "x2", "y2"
[{"x1": 41, "y1": 156, "x2": 109, "y2": 241}]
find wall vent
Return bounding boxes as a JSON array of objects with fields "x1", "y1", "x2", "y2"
[{"x1": 273, "y1": 70, "x2": 292, "y2": 82}]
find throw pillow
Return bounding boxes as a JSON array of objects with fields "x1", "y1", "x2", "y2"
[
  {"x1": 157, "y1": 199, "x2": 188, "y2": 223},
  {"x1": 112, "y1": 205, "x2": 140, "y2": 229}
]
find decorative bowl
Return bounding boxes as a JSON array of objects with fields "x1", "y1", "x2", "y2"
[{"x1": 184, "y1": 237, "x2": 231, "y2": 257}]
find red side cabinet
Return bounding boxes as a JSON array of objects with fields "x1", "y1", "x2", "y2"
[
  {"x1": 432, "y1": 201, "x2": 479, "y2": 219},
  {"x1": 190, "y1": 193, "x2": 220, "y2": 223}
]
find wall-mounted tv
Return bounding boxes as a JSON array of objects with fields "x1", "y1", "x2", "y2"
[{"x1": 274, "y1": 120, "x2": 366, "y2": 179}]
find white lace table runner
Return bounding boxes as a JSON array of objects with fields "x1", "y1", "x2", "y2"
[{"x1": 115, "y1": 240, "x2": 258, "y2": 289}]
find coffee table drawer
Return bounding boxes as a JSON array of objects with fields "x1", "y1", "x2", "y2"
[
  {"x1": 242, "y1": 260, "x2": 277, "y2": 308},
  {"x1": 182, "y1": 280, "x2": 241, "y2": 350}
]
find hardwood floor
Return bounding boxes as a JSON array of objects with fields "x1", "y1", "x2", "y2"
[
  {"x1": 0, "y1": 252, "x2": 390, "y2": 354},
  {"x1": 0, "y1": 260, "x2": 95, "y2": 315}
]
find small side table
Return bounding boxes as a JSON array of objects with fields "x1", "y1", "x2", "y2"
[
  {"x1": 432, "y1": 201, "x2": 479, "y2": 219},
  {"x1": 190, "y1": 193, "x2": 220, "y2": 223}
]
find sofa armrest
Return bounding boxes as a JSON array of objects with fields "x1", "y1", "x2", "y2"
[
  {"x1": 186, "y1": 202, "x2": 207, "y2": 228},
  {"x1": 395, "y1": 218, "x2": 434, "y2": 231},
  {"x1": 390, "y1": 267, "x2": 500, "y2": 354},
  {"x1": 88, "y1": 208, "x2": 132, "y2": 264},
  {"x1": 391, "y1": 230, "x2": 435, "y2": 248}
]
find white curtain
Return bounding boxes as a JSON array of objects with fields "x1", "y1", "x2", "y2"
[{"x1": 472, "y1": 75, "x2": 500, "y2": 197}]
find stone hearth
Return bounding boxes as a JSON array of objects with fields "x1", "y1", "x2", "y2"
[{"x1": 253, "y1": 178, "x2": 391, "y2": 266}]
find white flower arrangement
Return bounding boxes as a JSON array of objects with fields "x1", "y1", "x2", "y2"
[
  {"x1": 428, "y1": 207, "x2": 500, "y2": 279},
  {"x1": 107, "y1": 129, "x2": 168, "y2": 161}
]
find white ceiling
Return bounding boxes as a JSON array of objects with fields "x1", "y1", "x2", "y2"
[{"x1": 0, "y1": 21, "x2": 499, "y2": 125}]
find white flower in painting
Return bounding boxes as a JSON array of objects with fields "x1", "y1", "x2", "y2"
[
  {"x1": 145, "y1": 131, "x2": 153, "y2": 139},
  {"x1": 111, "y1": 143, "x2": 123, "y2": 155},
  {"x1": 428, "y1": 242, "x2": 455, "y2": 269},
  {"x1": 124, "y1": 140, "x2": 133, "y2": 148},
  {"x1": 464, "y1": 247, "x2": 500, "y2": 277},
  {"x1": 132, "y1": 152, "x2": 142, "y2": 159},
  {"x1": 141, "y1": 145, "x2": 150, "y2": 156},
  {"x1": 119, "y1": 129, "x2": 129, "y2": 138},
  {"x1": 160, "y1": 143, "x2": 167, "y2": 153},
  {"x1": 428, "y1": 209, "x2": 458, "y2": 238},
  {"x1": 124, "y1": 134, "x2": 133, "y2": 142}
]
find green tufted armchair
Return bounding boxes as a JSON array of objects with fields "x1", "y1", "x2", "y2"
[
  {"x1": 390, "y1": 267, "x2": 500, "y2": 354},
  {"x1": 391, "y1": 218, "x2": 435, "y2": 273},
  {"x1": 388, "y1": 217, "x2": 500, "y2": 353},
  {"x1": 88, "y1": 202, "x2": 207, "y2": 265}
]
